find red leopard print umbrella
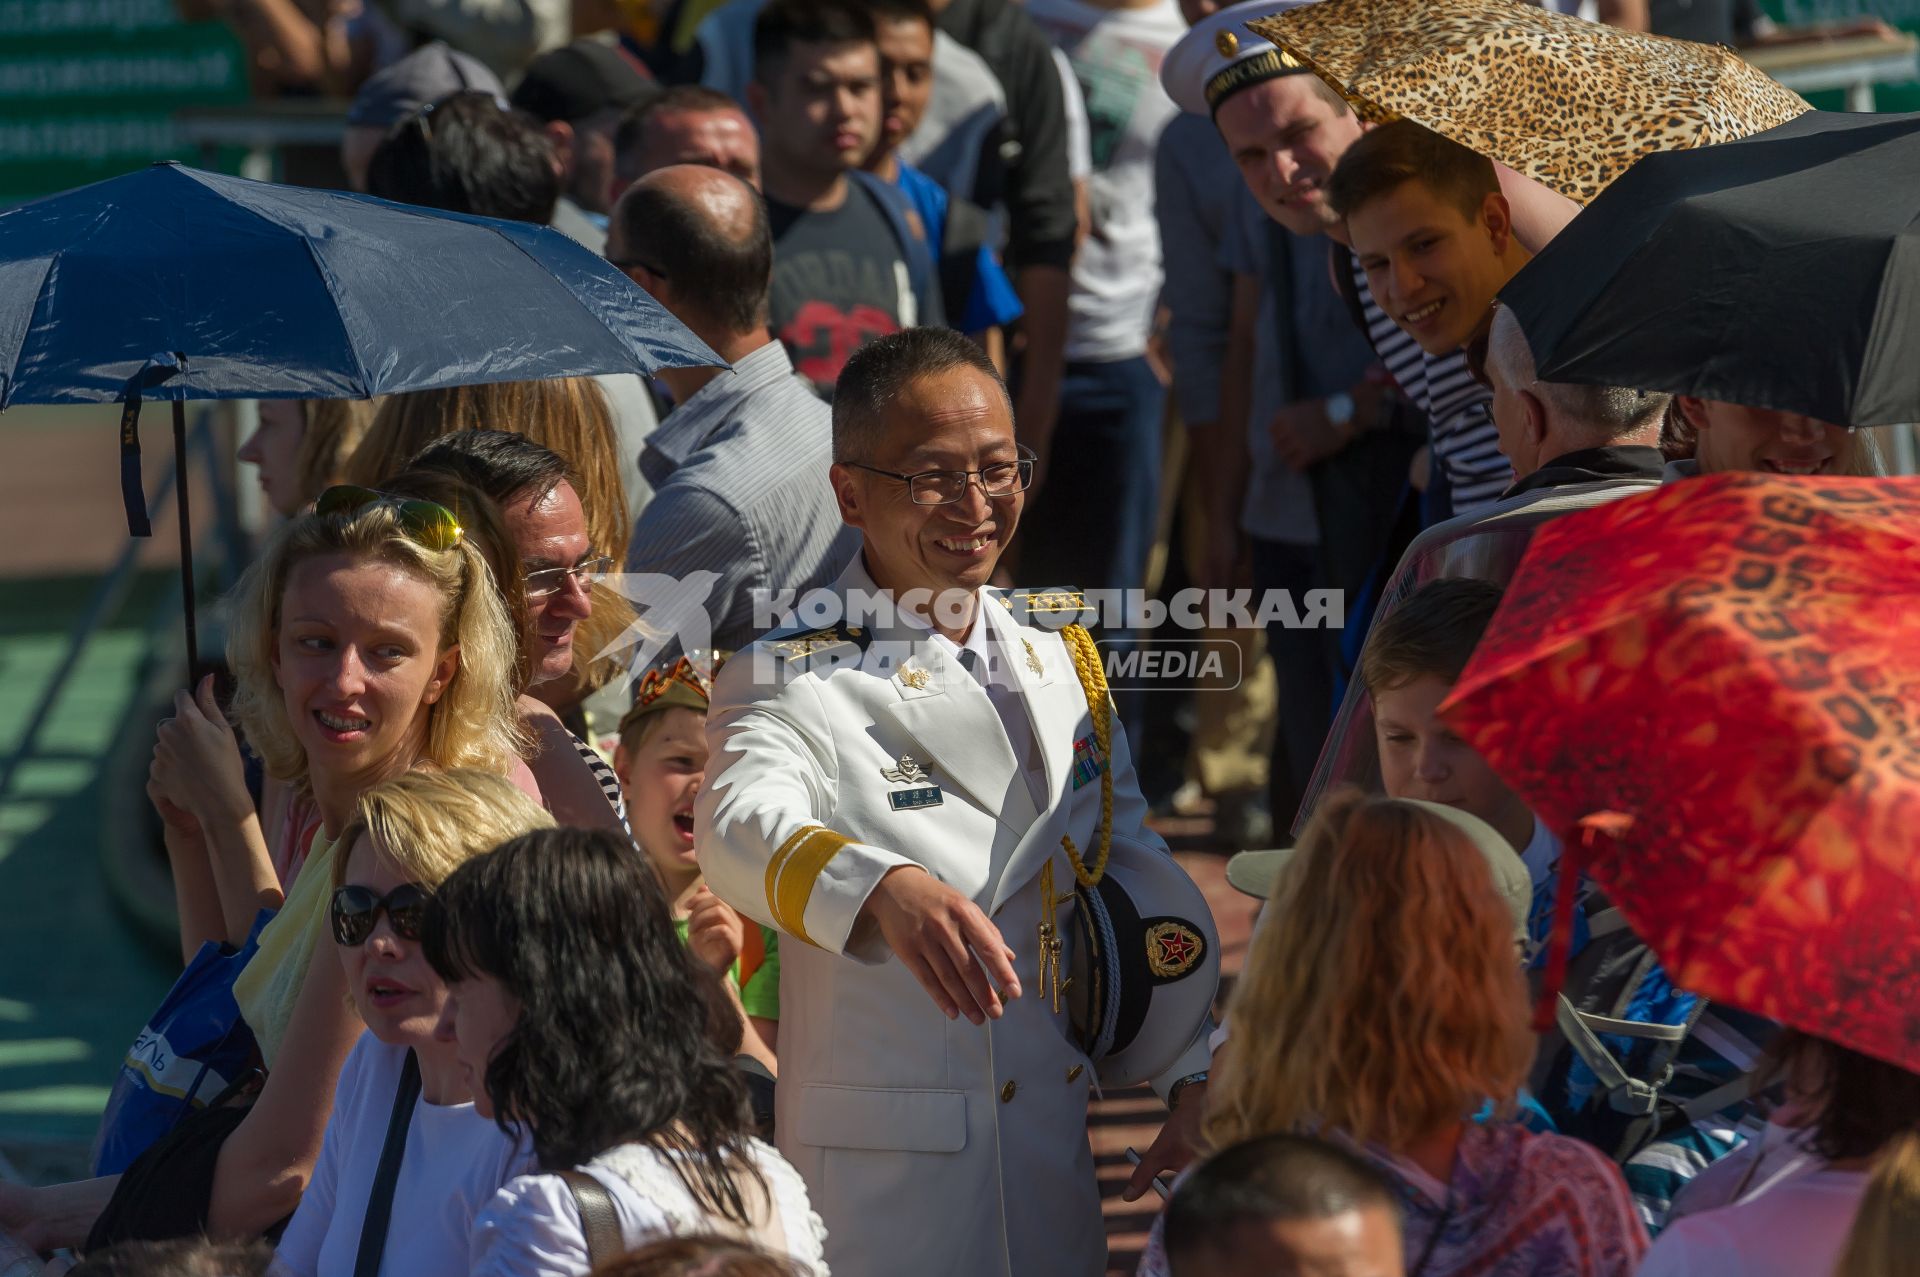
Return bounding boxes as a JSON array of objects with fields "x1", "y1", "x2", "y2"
[{"x1": 1441, "y1": 472, "x2": 1920, "y2": 1071}]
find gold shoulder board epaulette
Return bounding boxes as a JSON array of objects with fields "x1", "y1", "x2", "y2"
[
  {"x1": 763, "y1": 619, "x2": 873, "y2": 662},
  {"x1": 998, "y1": 585, "x2": 1098, "y2": 630}
]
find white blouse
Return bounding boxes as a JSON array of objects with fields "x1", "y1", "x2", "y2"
[{"x1": 468, "y1": 1136, "x2": 829, "y2": 1277}]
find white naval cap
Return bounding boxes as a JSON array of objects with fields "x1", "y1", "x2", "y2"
[{"x1": 1159, "y1": 0, "x2": 1323, "y2": 117}]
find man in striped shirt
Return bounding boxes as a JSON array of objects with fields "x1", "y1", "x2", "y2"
[{"x1": 1328, "y1": 121, "x2": 1536, "y2": 517}]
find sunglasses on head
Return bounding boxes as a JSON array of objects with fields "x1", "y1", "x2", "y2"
[
  {"x1": 315, "y1": 485, "x2": 464, "y2": 552},
  {"x1": 331, "y1": 882, "x2": 432, "y2": 946}
]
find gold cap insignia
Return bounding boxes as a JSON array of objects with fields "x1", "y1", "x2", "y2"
[
  {"x1": 1215, "y1": 28, "x2": 1238, "y2": 58},
  {"x1": 899, "y1": 666, "x2": 931, "y2": 690},
  {"x1": 1145, "y1": 921, "x2": 1206, "y2": 979}
]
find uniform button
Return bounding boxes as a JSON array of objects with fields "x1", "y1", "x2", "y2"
[
  {"x1": 1000, "y1": 1080, "x2": 1017, "y2": 1103},
  {"x1": 1065, "y1": 1064, "x2": 1084, "y2": 1083}
]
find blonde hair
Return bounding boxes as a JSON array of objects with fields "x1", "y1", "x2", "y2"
[
  {"x1": 226, "y1": 501, "x2": 526, "y2": 790},
  {"x1": 333, "y1": 769, "x2": 554, "y2": 890},
  {"x1": 292, "y1": 399, "x2": 377, "y2": 508},
  {"x1": 344, "y1": 378, "x2": 631, "y2": 562},
  {"x1": 1207, "y1": 788, "x2": 1535, "y2": 1154},
  {"x1": 1834, "y1": 1130, "x2": 1920, "y2": 1277}
]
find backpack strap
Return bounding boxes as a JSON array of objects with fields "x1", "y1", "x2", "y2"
[
  {"x1": 848, "y1": 169, "x2": 942, "y2": 329},
  {"x1": 560, "y1": 1168, "x2": 624, "y2": 1267},
  {"x1": 1554, "y1": 994, "x2": 1688, "y2": 1119},
  {"x1": 352, "y1": 1050, "x2": 421, "y2": 1277}
]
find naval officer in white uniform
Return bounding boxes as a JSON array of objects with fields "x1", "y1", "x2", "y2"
[{"x1": 696, "y1": 328, "x2": 1217, "y2": 1277}]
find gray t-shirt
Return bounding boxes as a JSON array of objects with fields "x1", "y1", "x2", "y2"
[{"x1": 767, "y1": 187, "x2": 913, "y2": 397}]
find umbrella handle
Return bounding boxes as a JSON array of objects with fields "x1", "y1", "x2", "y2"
[
  {"x1": 1533, "y1": 811, "x2": 1635, "y2": 1032},
  {"x1": 173, "y1": 399, "x2": 199, "y2": 679}
]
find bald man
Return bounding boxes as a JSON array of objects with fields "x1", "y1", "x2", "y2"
[
  {"x1": 610, "y1": 165, "x2": 860, "y2": 652},
  {"x1": 1482, "y1": 305, "x2": 1670, "y2": 497}
]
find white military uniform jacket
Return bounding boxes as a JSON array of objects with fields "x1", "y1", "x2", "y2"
[{"x1": 697, "y1": 556, "x2": 1213, "y2": 1277}]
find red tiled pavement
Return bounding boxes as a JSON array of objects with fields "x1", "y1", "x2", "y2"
[{"x1": 1094, "y1": 844, "x2": 1259, "y2": 1275}]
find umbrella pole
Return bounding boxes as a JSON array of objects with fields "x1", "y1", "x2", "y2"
[{"x1": 172, "y1": 399, "x2": 199, "y2": 678}]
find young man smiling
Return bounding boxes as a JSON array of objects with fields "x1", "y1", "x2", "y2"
[
  {"x1": 1326, "y1": 120, "x2": 1533, "y2": 510},
  {"x1": 748, "y1": 0, "x2": 943, "y2": 396}
]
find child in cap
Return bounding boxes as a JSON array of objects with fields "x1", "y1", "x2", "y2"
[{"x1": 615, "y1": 653, "x2": 779, "y2": 1071}]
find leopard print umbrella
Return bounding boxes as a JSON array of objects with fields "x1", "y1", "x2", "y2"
[{"x1": 1249, "y1": 0, "x2": 1810, "y2": 204}]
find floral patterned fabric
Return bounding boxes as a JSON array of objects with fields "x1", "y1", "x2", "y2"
[{"x1": 1135, "y1": 1122, "x2": 1647, "y2": 1277}]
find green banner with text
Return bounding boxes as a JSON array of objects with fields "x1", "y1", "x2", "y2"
[{"x1": 0, "y1": 0, "x2": 249, "y2": 205}]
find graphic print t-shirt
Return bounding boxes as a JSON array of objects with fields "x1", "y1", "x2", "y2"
[{"x1": 768, "y1": 186, "x2": 911, "y2": 397}]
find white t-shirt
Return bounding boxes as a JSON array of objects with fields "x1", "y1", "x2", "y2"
[
  {"x1": 1635, "y1": 1163, "x2": 1868, "y2": 1277},
  {"x1": 275, "y1": 1034, "x2": 534, "y2": 1277},
  {"x1": 469, "y1": 1137, "x2": 829, "y2": 1277},
  {"x1": 1025, "y1": 0, "x2": 1185, "y2": 361}
]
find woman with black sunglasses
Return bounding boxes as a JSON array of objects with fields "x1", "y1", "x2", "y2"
[
  {"x1": 274, "y1": 769, "x2": 552, "y2": 1277},
  {"x1": 3, "y1": 493, "x2": 525, "y2": 1258}
]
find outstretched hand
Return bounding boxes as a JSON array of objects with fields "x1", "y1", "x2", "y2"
[{"x1": 864, "y1": 866, "x2": 1022, "y2": 1025}]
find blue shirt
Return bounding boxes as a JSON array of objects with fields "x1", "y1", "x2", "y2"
[
  {"x1": 891, "y1": 162, "x2": 1024, "y2": 334},
  {"x1": 629, "y1": 341, "x2": 861, "y2": 652}
]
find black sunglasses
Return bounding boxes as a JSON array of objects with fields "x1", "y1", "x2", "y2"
[{"x1": 331, "y1": 883, "x2": 432, "y2": 946}]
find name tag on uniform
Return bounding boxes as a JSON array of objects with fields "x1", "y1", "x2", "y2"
[
  {"x1": 889, "y1": 785, "x2": 944, "y2": 811},
  {"x1": 1071, "y1": 734, "x2": 1108, "y2": 790}
]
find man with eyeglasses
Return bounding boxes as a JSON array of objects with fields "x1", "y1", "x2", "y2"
[{"x1": 697, "y1": 327, "x2": 1217, "y2": 1277}]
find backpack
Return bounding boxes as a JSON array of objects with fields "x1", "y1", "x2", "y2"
[{"x1": 1529, "y1": 892, "x2": 1767, "y2": 1164}]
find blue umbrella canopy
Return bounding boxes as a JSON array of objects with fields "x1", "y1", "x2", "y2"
[
  {"x1": 0, "y1": 160, "x2": 719, "y2": 407},
  {"x1": 0, "y1": 161, "x2": 719, "y2": 673}
]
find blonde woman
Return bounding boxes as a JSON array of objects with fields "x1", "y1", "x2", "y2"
[
  {"x1": 1143, "y1": 789, "x2": 1646, "y2": 1277},
  {"x1": 5, "y1": 493, "x2": 525, "y2": 1256},
  {"x1": 237, "y1": 399, "x2": 377, "y2": 519},
  {"x1": 275, "y1": 770, "x2": 555, "y2": 1277}
]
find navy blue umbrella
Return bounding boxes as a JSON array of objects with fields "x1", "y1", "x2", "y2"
[{"x1": 0, "y1": 161, "x2": 719, "y2": 669}]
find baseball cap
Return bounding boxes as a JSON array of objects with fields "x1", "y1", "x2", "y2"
[
  {"x1": 1226, "y1": 799, "x2": 1534, "y2": 943},
  {"x1": 346, "y1": 40, "x2": 507, "y2": 129},
  {"x1": 510, "y1": 39, "x2": 657, "y2": 124}
]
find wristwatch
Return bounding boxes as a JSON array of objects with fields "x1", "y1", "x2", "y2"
[
  {"x1": 1325, "y1": 391, "x2": 1357, "y2": 435},
  {"x1": 1168, "y1": 1070, "x2": 1210, "y2": 1109}
]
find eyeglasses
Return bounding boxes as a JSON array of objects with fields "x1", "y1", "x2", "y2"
[
  {"x1": 634, "y1": 652, "x2": 728, "y2": 710},
  {"x1": 525, "y1": 555, "x2": 614, "y2": 599},
  {"x1": 844, "y1": 445, "x2": 1037, "y2": 506},
  {"x1": 330, "y1": 883, "x2": 431, "y2": 946},
  {"x1": 314, "y1": 486, "x2": 464, "y2": 552}
]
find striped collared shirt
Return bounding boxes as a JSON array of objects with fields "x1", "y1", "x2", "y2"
[{"x1": 629, "y1": 340, "x2": 860, "y2": 652}]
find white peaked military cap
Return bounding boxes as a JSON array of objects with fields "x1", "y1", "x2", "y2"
[{"x1": 1160, "y1": 0, "x2": 1326, "y2": 117}]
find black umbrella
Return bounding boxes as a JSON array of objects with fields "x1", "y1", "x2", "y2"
[{"x1": 1499, "y1": 110, "x2": 1920, "y2": 427}]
